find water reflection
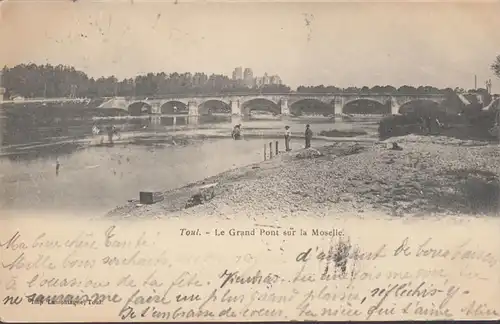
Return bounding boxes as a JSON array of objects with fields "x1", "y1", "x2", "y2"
[
  {"x1": 1, "y1": 102, "x2": 350, "y2": 146},
  {"x1": 0, "y1": 102, "x2": 378, "y2": 165},
  {"x1": 0, "y1": 104, "x2": 380, "y2": 216},
  {"x1": 160, "y1": 116, "x2": 187, "y2": 126},
  {"x1": 3, "y1": 142, "x2": 86, "y2": 162},
  {"x1": 0, "y1": 105, "x2": 234, "y2": 160},
  {"x1": 0, "y1": 138, "x2": 287, "y2": 215}
]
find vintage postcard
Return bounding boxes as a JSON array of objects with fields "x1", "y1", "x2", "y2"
[{"x1": 0, "y1": 0, "x2": 499, "y2": 322}]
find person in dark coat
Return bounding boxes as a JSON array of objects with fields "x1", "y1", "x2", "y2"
[
  {"x1": 284, "y1": 126, "x2": 291, "y2": 151},
  {"x1": 305, "y1": 124, "x2": 313, "y2": 148},
  {"x1": 55, "y1": 159, "x2": 60, "y2": 176}
]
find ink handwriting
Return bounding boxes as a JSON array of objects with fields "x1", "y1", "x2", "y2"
[{"x1": 0, "y1": 225, "x2": 497, "y2": 322}]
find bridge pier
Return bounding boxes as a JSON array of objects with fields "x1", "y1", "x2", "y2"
[
  {"x1": 188, "y1": 101, "x2": 199, "y2": 116},
  {"x1": 151, "y1": 103, "x2": 161, "y2": 114},
  {"x1": 151, "y1": 115, "x2": 161, "y2": 125},
  {"x1": 333, "y1": 96, "x2": 344, "y2": 116},
  {"x1": 280, "y1": 98, "x2": 290, "y2": 115},
  {"x1": 230, "y1": 99, "x2": 241, "y2": 116},
  {"x1": 187, "y1": 116, "x2": 199, "y2": 125},
  {"x1": 390, "y1": 97, "x2": 400, "y2": 115}
]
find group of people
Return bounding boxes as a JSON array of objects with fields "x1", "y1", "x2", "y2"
[
  {"x1": 419, "y1": 116, "x2": 442, "y2": 134},
  {"x1": 232, "y1": 123, "x2": 314, "y2": 150},
  {"x1": 92, "y1": 124, "x2": 120, "y2": 143},
  {"x1": 285, "y1": 124, "x2": 314, "y2": 150}
]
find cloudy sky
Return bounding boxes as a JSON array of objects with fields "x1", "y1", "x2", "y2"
[{"x1": 1, "y1": 0, "x2": 499, "y2": 92}]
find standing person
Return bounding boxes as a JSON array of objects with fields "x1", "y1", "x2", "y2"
[
  {"x1": 106, "y1": 125, "x2": 114, "y2": 144},
  {"x1": 425, "y1": 116, "x2": 432, "y2": 134},
  {"x1": 305, "y1": 124, "x2": 313, "y2": 148},
  {"x1": 112, "y1": 125, "x2": 121, "y2": 139},
  {"x1": 284, "y1": 126, "x2": 291, "y2": 151},
  {"x1": 419, "y1": 117, "x2": 426, "y2": 133},
  {"x1": 55, "y1": 158, "x2": 60, "y2": 176}
]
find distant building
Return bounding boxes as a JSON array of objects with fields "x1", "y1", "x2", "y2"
[
  {"x1": 486, "y1": 79, "x2": 492, "y2": 94},
  {"x1": 232, "y1": 67, "x2": 243, "y2": 81},
  {"x1": 270, "y1": 75, "x2": 282, "y2": 85},
  {"x1": 254, "y1": 77, "x2": 263, "y2": 88},
  {"x1": 262, "y1": 73, "x2": 270, "y2": 85},
  {"x1": 243, "y1": 68, "x2": 254, "y2": 88},
  {"x1": 253, "y1": 72, "x2": 284, "y2": 88},
  {"x1": 193, "y1": 73, "x2": 208, "y2": 86}
]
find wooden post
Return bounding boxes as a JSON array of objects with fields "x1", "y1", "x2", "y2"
[
  {"x1": 275, "y1": 141, "x2": 279, "y2": 155},
  {"x1": 269, "y1": 142, "x2": 273, "y2": 159},
  {"x1": 264, "y1": 144, "x2": 267, "y2": 161}
]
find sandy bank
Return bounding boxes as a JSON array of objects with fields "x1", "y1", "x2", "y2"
[{"x1": 105, "y1": 134, "x2": 500, "y2": 220}]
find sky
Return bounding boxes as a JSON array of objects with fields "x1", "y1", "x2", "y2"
[{"x1": 1, "y1": 0, "x2": 500, "y2": 93}]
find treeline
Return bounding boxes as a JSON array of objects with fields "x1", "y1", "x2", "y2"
[
  {"x1": 492, "y1": 55, "x2": 500, "y2": 79},
  {"x1": 297, "y1": 85, "x2": 490, "y2": 96},
  {"x1": 0, "y1": 63, "x2": 491, "y2": 99},
  {"x1": 0, "y1": 64, "x2": 290, "y2": 99}
]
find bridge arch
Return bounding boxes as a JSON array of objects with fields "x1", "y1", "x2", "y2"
[
  {"x1": 343, "y1": 98, "x2": 389, "y2": 114},
  {"x1": 199, "y1": 99, "x2": 231, "y2": 115},
  {"x1": 290, "y1": 98, "x2": 333, "y2": 116},
  {"x1": 128, "y1": 102, "x2": 152, "y2": 116},
  {"x1": 398, "y1": 99, "x2": 442, "y2": 116},
  {"x1": 241, "y1": 98, "x2": 281, "y2": 116},
  {"x1": 160, "y1": 101, "x2": 188, "y2": 114},
  {"x1": 241, "y1": 97, "x2": 279, "y2": 106}
]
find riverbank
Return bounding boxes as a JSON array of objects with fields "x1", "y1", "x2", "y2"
[{"x1": 106, "y1": 134, "x2": 500, "y2": 219}]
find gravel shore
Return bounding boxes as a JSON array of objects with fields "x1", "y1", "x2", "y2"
[{"x1": 106, "y1": 134, "x2": 500, "y2": 219}]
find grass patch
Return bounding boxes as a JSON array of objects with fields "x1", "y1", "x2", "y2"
[{"x1": 433, "y1": 168, "x2": 500, "y2": 215}]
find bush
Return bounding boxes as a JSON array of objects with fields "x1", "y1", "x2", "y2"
[{"x1": 378, "y1": 114, "x2": 423, "y2": 140}]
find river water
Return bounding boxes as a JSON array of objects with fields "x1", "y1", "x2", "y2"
[{"x1": 0, "y1": 110, "x2": 380, "y2": 217}]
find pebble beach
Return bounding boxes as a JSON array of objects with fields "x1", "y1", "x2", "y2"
[{"x1": 106, "y1": 134, "x2": 500, "y2": 220}]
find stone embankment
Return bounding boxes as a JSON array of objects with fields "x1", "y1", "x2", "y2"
[{"x1": 106, "y1": 134, "x2": 500, "y2": 219}]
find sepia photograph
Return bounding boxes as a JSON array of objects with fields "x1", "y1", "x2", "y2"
[{"x1": 0, "y1": 0, "x2": 499, "y2": 322}]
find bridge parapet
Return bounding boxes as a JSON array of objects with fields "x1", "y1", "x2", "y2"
[{"x1": 392, "y1": 95, "x2": 447, "y2": 106}]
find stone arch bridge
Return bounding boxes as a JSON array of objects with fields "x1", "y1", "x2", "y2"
[{"x1": 99, "y1": 93, "x2": 447, "y2": 116}]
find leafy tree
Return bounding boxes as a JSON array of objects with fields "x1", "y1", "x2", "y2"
[
  {"x1": 360, "y1": 86, "x2": 370, "y2": 93},
  {"x1": 398, "y1": 85, "x2": 418, "y2": 94},
  {"x1": 491, "y1": 55, "x2": 500, "y2": 79},
  {"x1": 381, "y1": 85, "x2": 397, "y2": 94}
]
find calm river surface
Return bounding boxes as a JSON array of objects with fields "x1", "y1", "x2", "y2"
[{"x1": 0, "y1": 111, "x2": 379, "y2": 217}]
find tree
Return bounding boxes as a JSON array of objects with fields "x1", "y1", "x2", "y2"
[
  {"x1": 491, "y1": 55, "x2": 500, "y2": 79},
  {"x1": 360, "y1": 86, "x2": 370, "y2": 93},
  {"x1": 398, "y1": 85, "x2": 417, "y2": 94}
]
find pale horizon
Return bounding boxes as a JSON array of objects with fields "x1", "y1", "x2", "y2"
[{"x1": 1, "y1": 0, "x2": 500, "y2": 92}]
